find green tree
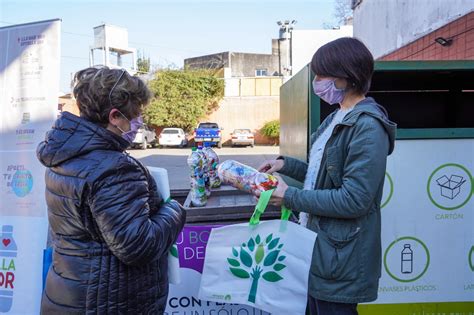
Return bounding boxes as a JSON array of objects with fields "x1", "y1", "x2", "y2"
[
  {"x1": 137, "y1": 50, "x2": 151, "y2": 73},
  {"x1": 228, "y1": 233, "x2": 286, "y2": 303},
  {"x1": 144, "y1": 70, "x2": 224, "y2": 130},
  {"x1": 261, "y1": 120, "x2": 280, "y2": 144}
]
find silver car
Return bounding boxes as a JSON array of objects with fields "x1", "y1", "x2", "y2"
[
  {"x1": 231, "y1": 129, "x2": 254, "y2": 147},
  {"x1": 132, "y1": 124, "x2": 158, "y2": 150}
]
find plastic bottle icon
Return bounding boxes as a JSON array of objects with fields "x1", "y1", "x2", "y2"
[
  {"x1": 0, "y1": 225, "x2": 17, "y2": 313},
  {"x1": 401, "y1": 244, "x2": 413, "y2": 274}
]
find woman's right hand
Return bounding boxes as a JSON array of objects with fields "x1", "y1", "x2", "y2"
[{"x1": 257, "y1": 159, "x2": 284, "y2": 174}]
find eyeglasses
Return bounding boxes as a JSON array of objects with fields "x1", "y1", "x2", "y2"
[{"x1": 108, "y1": 69, "x2": 126, "y2": 107}]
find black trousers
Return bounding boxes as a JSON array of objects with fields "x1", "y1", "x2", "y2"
[{"x1": 306, "y1": 295, "x2": 358, "y2": 315}]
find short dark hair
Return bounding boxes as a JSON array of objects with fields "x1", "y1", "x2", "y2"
[
  {"x1": 311, "y1": 37, "x2": 374, "y2": 95},
  {"x1": 73, "y1": 67, "x2": 151, "y2": 127}
]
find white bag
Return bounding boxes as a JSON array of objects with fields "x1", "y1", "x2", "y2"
[
  {"x1": 198, "y1": 189, "x2": 317, "y2": 315},
  {"x1": 148, "y1": 167, "x2": 181, "y2": 285}
]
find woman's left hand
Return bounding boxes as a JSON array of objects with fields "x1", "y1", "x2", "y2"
[{"x1": 252, "y1": 175, "x2": 289, "y2": 207}]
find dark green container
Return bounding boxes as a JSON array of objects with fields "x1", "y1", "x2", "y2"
[{"x1": 280, "y1": 60, "x2": 474, "y2": 163}]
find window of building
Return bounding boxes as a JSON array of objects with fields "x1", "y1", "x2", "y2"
[{"x1": 255, "y1": 69, "x2": 268, "y2": 76}]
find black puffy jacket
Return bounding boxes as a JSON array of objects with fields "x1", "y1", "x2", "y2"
[{"x1": 37, "y1": 112, "x2": 186, "y2": 314}]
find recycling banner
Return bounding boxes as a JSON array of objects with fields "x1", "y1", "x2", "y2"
[
  {"x1": 199, "y1": 219, "x2": 316, "y2": 315},
  {"x1": 0, "y1": 19, "x2": 61, "y2": 314},
  {"x1": 165, "y1": 225, "x2": 274, "y2": 314},
  {"x1": 361, "y1": 139, "x2": 474, "y2": 314}
]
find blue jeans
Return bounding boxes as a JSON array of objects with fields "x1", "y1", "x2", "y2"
[{"x1": 307, "y1": 296, "x2": 358, "y2": 315}]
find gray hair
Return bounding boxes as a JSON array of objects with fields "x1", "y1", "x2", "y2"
[{"x1": 73, "y1": 66, "x2": 151, "y2": 126}]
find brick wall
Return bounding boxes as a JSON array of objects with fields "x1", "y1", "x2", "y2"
[{"x1": 379, "y1": 11, "x2": 474, "y2": 61}]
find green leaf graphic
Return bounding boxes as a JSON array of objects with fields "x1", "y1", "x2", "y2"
[
  {"x1": 273, "y1": 263, "x2": 286, "y2": 271},
  {"x1": 240, "y1": 247, "x2": 253, "y2": 267},
  {"x1": 268, "y1": 238, "x2": 280, "y2": 250},
  {"x1": 248, "y1": 238, "x2": 255, "y2": 252},
  {"x1": 255, "y1": 235, "x2": 261, "y2": 245},
  {"x1": 264, "y1": 250, "x2": 279, "y2": 266},
  {"x1": 170, "y1": 245, "x2": 178, "y2": 258},
  {"x1": 227, "y1": 258, "x2": 240, "y2": 267},
  {"x1": 266, "y1": 234, "x2": 273, "y2": 244},
  {"x1": 278, "y1": 255, "x2": 286, "y2": 262},
  {"x1": 255, "y1": 244, "x2": 264, "y2": 264},
  {"x1": 262, "y1": 271, "x2": 283, "y2": 282},
  {"x1": 230, "y1": 267, "x2": 250, "y2": 279},
  {"x1": 469, "y1": 246, "x2": 474, "y2": 272},
  {"x1": 232, "y1": 247, "x2": 238, "y2": 257},
  {"x1": 278, "y1": 244, "x2": 283, "y2": 249}
]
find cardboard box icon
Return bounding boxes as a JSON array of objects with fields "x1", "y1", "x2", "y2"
[{"x1": 436, "y1": 175, "x2": 466, "y2": 200}]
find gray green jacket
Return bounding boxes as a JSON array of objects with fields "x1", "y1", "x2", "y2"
[{"x1": 280, "y1": 97, "x2": 396, "y2": 304}]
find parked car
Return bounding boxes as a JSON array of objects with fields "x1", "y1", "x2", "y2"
[
  {"x1": 132, "y1": 124, "x2": 158, "y2": 150},
  {"x1": 231, "y1": 129, "x2": 254, "y2": 147},
  {"x1": 159, "y1": 128, "x2": 188, "y2": 148},
  {"x1": 194, "y1": 122, "x2": 222, "y2": 148}
]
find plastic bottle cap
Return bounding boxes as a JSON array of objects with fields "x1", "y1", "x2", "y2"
[
  {"x1": 191, "y1": 147, "x2": 197, "y2": 152},
  {"x1": 2, "y1": 225, "x2": 13, "y2": 233}
]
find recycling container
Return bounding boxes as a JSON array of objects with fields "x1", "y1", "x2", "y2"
[{"x1": 280, "y1": 61, "x2": 474, "y2": 314}]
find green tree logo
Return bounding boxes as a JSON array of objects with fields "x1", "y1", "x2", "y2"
[
  {"x1": 469, "y1": 246, "x2": 474, "y2": 272},
  {"x1": 227, "y1": 233, "x2": 286, "y2": 303},
  {"x1": 170, "y1": 244, "x2": 178, "y2": 258}
]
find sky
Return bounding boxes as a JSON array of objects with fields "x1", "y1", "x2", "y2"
[{"x1": 0, "y1": 0, "x2": 340, "y2": 92}]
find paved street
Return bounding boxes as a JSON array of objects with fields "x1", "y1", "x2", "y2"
[{"x1": 129, "y1": 146, "x2": 280, "y2": 190}]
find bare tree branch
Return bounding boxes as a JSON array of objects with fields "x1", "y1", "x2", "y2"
[
  {"x1": 323, "y1": 0, "x2": 353, "y2": 28},
  {"x1": 334, "y1": 0, "x2": 353, "y2": 26}
]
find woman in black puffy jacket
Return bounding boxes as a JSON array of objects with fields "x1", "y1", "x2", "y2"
[{"x1": 37, "y1": 67, "x2": 186, "y2": 314}]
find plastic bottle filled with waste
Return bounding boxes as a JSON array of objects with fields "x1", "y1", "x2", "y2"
[
  {"x1": 190, "y1": 177, "x2": 207, "y2": 206},
  {"x1": 197, "y1": 145, "x2": 211, "y2": 197},
  {"x1": 187, "y1": 147, "x2": 207, "y2": 206},
  {"x1": 202, "y1": 145, "x2": 221, "y2": 188},
  {"x1": 217, "y1": 160, "x2": 279, "y2": 193}
]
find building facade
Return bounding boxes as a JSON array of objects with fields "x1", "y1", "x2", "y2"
[
  {"x1": 185, "y1": 51, "x2": 280, "y2": 78},
  {"x1": 291, "y1": 25, "x2": 353, "y2": 75},
  {"x1": 379, "y1": 11, "x2": 474, "y2": 61},
  {"x1": 352, "y1": 0, "x2": 474, "y2": 59},
  {"x1": 184, "y1": 46, "x2": 283, "y2": 144},
  {"x1": 184, "y1": 23, "x2": 353, "y2": 145}
]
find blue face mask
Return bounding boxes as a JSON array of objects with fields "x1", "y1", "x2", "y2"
[{"x1": 113, "y1": 110, "x2": 143, "y2": 144}]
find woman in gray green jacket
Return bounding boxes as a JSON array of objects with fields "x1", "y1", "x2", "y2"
[{"x1": 256, "y1": 38, "x2": 396, "y2": 315}]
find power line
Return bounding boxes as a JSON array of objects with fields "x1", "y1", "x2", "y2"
[
  {"x1": 2, "y1": 20, "x2": 207, "y2": 57},
  {"x1": 401, "y1": 41, "x2": 437, "y2": 60},
  {"x1": 62, "y1": 31, "x2": 91, "y2": 38},
  {"x1": 61, "y1": 55, "x2": 89, "y2": 60},
  {"x1": 62, "y1": 30, "x2": 207, "y2": 55}
]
